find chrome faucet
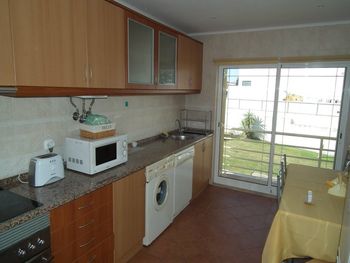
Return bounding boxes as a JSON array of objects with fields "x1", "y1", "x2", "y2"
[
  {"x1": 175, "y1": 119, "x2": 183, "y2": 134},
  {"x1": 345, "y1": 160, "x2": 350, "y2": 169}
]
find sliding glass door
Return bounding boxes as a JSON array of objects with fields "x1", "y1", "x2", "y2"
[
  {"x1": 219, "y1": 67, "x2": 277, "y2": 185},
  {"x1": 215, "y1": 62, "x2": 350, "y2": 194}
]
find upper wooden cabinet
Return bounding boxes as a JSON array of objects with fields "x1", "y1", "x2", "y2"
[
  {"x1": 127, "y1": 14, "x2": 155, "y2": 88},
  {"x1": 9, "y1": 0, "x2": 125, "y2": 89},
  {"x1": 87, "y1": 0, "x2": 125, "y2": 89},
  {"x1": 126, "y1": 12, "x2": 178, "y2": 89},
  {"x1": 0, "y1": 0, "x2": 15, "y2": 86},
  {"x1": 2, "y1": 0, "x2": 202, "y2": 96},
  {"x1": 178, "y1": 35, "x2": 203, "y2": 90},
  {"x1": 158, "y1": 30, "x2": 177, "y2": 88},
  {"x1": 10, "y1": 0, "x2": 88, "y2": 87}
]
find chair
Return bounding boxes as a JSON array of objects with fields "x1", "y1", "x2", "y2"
[
  {"x1": 277, "y1": 154, "x2": 287, "y2": 205},
  {"x1": 283, "y1": 153, "x2": 287, "y2": 174}
]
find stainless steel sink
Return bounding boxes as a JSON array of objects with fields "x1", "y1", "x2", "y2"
[{"x1": 170, "y1": 134, "x2": 194, "y2": 140}]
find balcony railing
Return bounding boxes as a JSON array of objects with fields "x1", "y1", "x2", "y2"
[
  {"x1": 227, "y1": 98, "x2": 340, "y2": 117},
  {"x1": 221, "y1": 128, "x2": 336, "y2": 181}
]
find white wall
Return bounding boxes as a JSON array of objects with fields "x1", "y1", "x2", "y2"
[
  {"x1": 0, "y1": 95, "x2": 185, "y2": 180},
  {"x1": 186, "y1": 24, "x2": 350, "y2": 115},
  {"x1": 185, "y1": 23, "x2": 350, "y2": 169}
]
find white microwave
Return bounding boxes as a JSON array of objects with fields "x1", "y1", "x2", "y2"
[{"x1": 65, "y1": 134, "x2": 128, "y2": 175}]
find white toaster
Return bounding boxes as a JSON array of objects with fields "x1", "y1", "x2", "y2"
[{"x1": 28, "y1": 153, "x2": 64, "y2": 187}]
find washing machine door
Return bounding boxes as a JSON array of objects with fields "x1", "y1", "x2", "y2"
[{"x1": 153, "y1": 176, "x2": 169, "y2": 211}]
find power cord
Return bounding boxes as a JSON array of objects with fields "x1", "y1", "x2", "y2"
[{"x1": 17, "y1": 174, "x2": 28, "y2": 184}]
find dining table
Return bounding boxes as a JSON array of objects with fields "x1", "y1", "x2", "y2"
[{"x1": 262, "y1": 164, "x2": 346, "y2": 263}]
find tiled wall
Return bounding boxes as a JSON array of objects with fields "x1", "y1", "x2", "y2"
[{"x1": 0, "y1": 95, "x2": 185, "y2": 180}]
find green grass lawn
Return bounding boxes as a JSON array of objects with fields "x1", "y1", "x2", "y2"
[{"x1": 222, "y1": 135, "x2": 334, "y2": 178}]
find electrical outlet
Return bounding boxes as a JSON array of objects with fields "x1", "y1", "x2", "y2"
[{"x1": 44, "y1": 139, "x2": 55, "y2": 151}]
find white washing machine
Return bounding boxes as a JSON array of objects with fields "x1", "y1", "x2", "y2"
[{"x1": 143, "y1": 155, "x2": 175, "y2": 246}]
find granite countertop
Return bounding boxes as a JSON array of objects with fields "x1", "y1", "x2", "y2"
[{"x1": 0, "y1": 133, "x2": 212, "y2": 233}]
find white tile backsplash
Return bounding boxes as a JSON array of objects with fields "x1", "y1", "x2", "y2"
[{"x1": 0, "y1": 95, "x2": 185, "y2": 180}]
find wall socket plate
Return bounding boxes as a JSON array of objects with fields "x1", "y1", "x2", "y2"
[{"x1": 44, "y1": 139, "x2": 55, "y2": 151}]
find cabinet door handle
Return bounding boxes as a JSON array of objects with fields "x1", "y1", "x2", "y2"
[
  {"x1": 89, "y1": 67, "x2": 93, "y2": 79},
  {"x1": 78, "y1": 202, "x2": 94, "y2": 210},
  {"x1": 79, "y1": 237, "x2": 96, "y2": 248},
  {"x1": 78, "y1": 219, "x2": 95, "y2": 229},
  {"x1": 84, "y1": 65, "x2": 89, "y2": 82}
]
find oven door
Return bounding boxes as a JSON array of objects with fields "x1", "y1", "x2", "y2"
[{"x1": 26, "y1": 248, "x2": 53, "y2": 263}]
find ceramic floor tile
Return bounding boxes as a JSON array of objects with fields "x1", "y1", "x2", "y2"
[{"x1": 128, "y1": 186, "x2": 277, "y2": 263}]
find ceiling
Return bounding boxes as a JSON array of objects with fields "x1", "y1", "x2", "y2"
[{"x1": 115, "y1": 0, "x2": 350, "y2": 35}]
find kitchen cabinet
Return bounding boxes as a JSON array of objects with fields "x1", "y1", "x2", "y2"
[
  {"x1": 50, "y1": 184, "x2": 113, "y2": 262},
  {"x1": 9, "y1": 0, "x2": 125, "y2": 89},
  {"x1": 177, "y1": 35, "x2": 203, "y2": 90},
  {"x1": 10, "y1": 0, "x2": 88, "y2": 88},
  {"x1": 0, "y1": 0, "x2": 15, "y2": 86},
  {"x1": 126, "y1": 12, "x2": 178, "y2": 89},
  {"x1": 158, "y1": 29, "x2": 177, "y2": 87},
  {"x1": 3, "y1": 0, "x2": 202, "y2": 96},
  {"x1": 192, "y1": 136, "x2": 213, "y2": 199},
  {"x1": 87, "y1": 0, "x2": 125, "y2": 89},
  {"x1": 113, "y1": 169, "x2": 145, "y2": 263}
]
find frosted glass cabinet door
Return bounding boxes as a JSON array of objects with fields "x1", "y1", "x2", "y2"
[
  {"x1": 128, "y1": 19, "x2": 154, "y2": 85},
  {"x1": 159, "y1": 32, "x2": 177, "y2": 85}
]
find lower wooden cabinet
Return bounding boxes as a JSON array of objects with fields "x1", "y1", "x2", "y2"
[
  {"x1": 192, "y1": 136, "x2": 213, "y2": 199},
  {"x1": 113, "y1": 169, "x2": 145, "y2": 263},
  {"x1": 73, "y1": 235, "x2": 114, "y2": 263},
  {"x1": 50, "y1": 184, "x2": 113, "y2": 262}
]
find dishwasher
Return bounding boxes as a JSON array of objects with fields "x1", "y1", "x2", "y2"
[{"x1": 173, "y1": 146, "x2": 195, "y2": 218}]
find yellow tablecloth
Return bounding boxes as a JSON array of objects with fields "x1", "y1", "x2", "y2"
[{"x1": 262, "y1": 164, "x2": 345, "y2": 263}]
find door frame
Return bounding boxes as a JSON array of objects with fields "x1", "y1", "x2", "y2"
[
  {"x1": 281, "y1": 61, "x2": 350, "y2": 170},
  {"x1": 213, "y1": 61, "x2": 350, "y2": 196}
]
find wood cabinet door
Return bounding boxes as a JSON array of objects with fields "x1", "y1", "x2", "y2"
[
  {"x1": 0, "y1": 0, "x2": 15, "y2": 86},
  {"x1": 177, "y1": 35, "x2": 203, "y2": 90},
  {"x1": 157, "y1": 26, "x2": 178, "y2": 89},
  {"x1": 203, "y1": 137, "x2": 213, "y2": 185},
  {"x1": 10, "y1": 0, "x2": 88, "y2": 87},
  {"x1": 192, "y1": 141, "x2": 204, "y2": 199},
  {"x1": 87, "y1": 0, "x2": 125, "y2": 89},
  {"x1": 192, "y1": 137, "x2": 213, "y2": 199},
  {"x1": 191, "y1": 39, "x2": 203, "y2": 91},
  {"x1": 126, "y1": 12, "x2": 156, "y2": 89},
  {"x1": 177, "y1": 35, "x2": 192, "y2": 90},
  {"x1": 73, "y1": 235, "x2": 114, "y2": 263},
  {"x1": 113, "y1": 169, "x2": 145, "y2": 263}
]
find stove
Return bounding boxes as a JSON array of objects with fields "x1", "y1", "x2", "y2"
[
  {"x1": 0, "y1": 187, "x2": 42, "y2": 223},
  {"x1": 0, "y1": 188, "x2": 51, "y2": 262}
]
